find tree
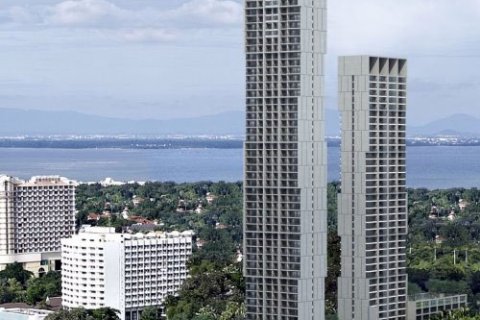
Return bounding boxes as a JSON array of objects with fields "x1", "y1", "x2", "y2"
[
  {"x1": 0, "y1": 262, "x2": 33, "y2": 287},
  {"x1": 430, "y1": 308, "x2": 480, "y2": 320},
  {"x1": 45, "y1": 308, "x2": 119, "y2": 320},
  {"x1": 408, "y1": 282, "x2": 424, "y2": 295},
  {"x1": 441, "y1": 223, "x2": 470, "y2": 247},
  {"x1": 427, "y1": 279, "x2": 470, "y2": 295},
  {"x1": 469, "y1": 271, "x2": 480, "y2": 295},
  {"x1": 219, "y1": 302, "x2": 244, "y2": 320},
  {"x1": 26, "y1": 271, "x2": 61, "y2": 305},
  {"x1": 90, "y1": 308, "x2": 121, "y2": 320},
  {"x1": 140, "y1": 306, "x2": 159, "y2": 320},
  {"x1": 165, "y1": 262, "x2": 244, "y2": 320},
  {"x1": 326, "y1": 231, "x2": 341, "y2": 315},
  {"x1": 7, "y1": 278, "x2": 24, "y2": 302},
  {"x1": 45, "y1": 308, "x2": 94, "y2": 320},
  {"x1": 193, "y1": 306, "x2": 216, "y2": 320}
]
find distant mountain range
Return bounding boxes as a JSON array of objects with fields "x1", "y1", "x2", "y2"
[
  {"x1": 408, "y1": 114, "x2": 480, "y2": 137},
  {"x1": 0, "y1": 107, "x2": 478, "y2": 138},
  {"x1": 0, "y1": 108, "x2": 244, "y2": 136},
  {"x1": 0, "y1": 107, "x2": 340, "y2": 137}
]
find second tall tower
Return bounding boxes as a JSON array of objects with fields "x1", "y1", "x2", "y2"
[{"x1": 338, "y1": 56, "x2": 408, "y2": 320}]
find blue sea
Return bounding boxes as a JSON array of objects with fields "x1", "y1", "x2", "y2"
[{"x1": 0, "y1": 146, "x2": 479, "y2": 189}]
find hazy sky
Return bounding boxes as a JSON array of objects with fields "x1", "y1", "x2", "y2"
[{"x1": 0, "y1": 0, "x2": 479, "y2": 125}]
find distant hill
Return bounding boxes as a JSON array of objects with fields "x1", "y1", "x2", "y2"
[
  {"x1": 2, "y1": 108, "x2": 477, "y2": 138},
  {"x1": 409, "y1": 114, "x2": 480, "y2": 137},
  {"x1": 0, "y1": 108, "x2": 244, "y2": 136},
  {"x1": 331, "y1": 111, "x2": 480, "y2": 138},
  {"x1": 0, "y1": 107, "x2": 341, "y2": 137}
]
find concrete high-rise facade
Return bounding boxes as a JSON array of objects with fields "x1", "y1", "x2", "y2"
[
  {"x1": 0, "y1": 175, "x2": 77, "y2": 275},
  {"x1": 337, "y1": 56, "x2": 408, "y2": 320},
  {"x1": 244, "y1": 1, "x2": 327, "y2": 319},
  {"x1": 62, "y1": 226, "x2": 193, "y2": 320}
]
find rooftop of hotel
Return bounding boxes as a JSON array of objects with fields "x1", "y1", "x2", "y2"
[
  {"x1": 0, "y1": 174, "x2": 77, "y2": 187},
  {"x1": 75, "y1": 225, "x2": 194, "y2": 240}
]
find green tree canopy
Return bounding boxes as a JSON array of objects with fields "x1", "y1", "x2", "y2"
[
  {"x1": 140, "y1": 306, "x2": 159, "y2": 320},
  {"x1": 0, "y1": 262, "x2": 33, "y2": 287},
  {"x1": 45, "y1": 308, "x2": 119, "y2": 320}
]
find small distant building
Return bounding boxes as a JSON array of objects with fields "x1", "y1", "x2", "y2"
[
  {"x1": 87, "y1": 213, "x2": 101, "y2": 221},
  {"x1": 215, "y1": 223, "x2": 227, "y2": 230},
  {"x1": 122, "y1": 207, "x2": 129, "y2": 220},
  {"x1": 206, "y1": 193, "x2": 216, "y2": 204},
  {"x1": 196, "y1": 239, "x2": 207, "y2": 249},
  {"x1": 176, "y1": 200, "x2": 187, "y2": 213},
  {"x1": 435, "y1": 235, "x2": 446, "y2": 245},
  {"x1": 448, "y1": 210, "x2": 456, "y2": 221},
  {"x1": 132, "y1": 196, "x2": 144, "y2": 207},
  {"x1": 128, "y1": 215, "x2": 155, "y2": 225},
  {"x1": 195, "y1": 204, "x2": 203, "y2": 214},
  {"x1": 459, "y1": 199, "x2": 469, "y2": 211},
  {"x1": 429, "y1": 206, "x2": 438, "y2": 220},
  {"x1": 87, "y1": 212, "x2": 112, "y2": 222},
  {"x1": 407, "y1": 293, "x2": 467, "y2": 320},
  {"x1": 127, "y1": 181, "x2": 146, "y2": 186},
  {"x1": 102, "y1": 211, "x2": 112, "y2": 218},
  {"x1": 100, "y1": 177, "x2": 124, "y2": 187}
]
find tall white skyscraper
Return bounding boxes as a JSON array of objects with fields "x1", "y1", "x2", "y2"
[
  {"x1": 0, "y1": 175, "x2": 77, "y2": 275},
  {"x1": 244, "y1": 1, "x2": 327, "y2": 319},
  {"x1": 337, "y1": 56, "x2": 408, "y2": 320},
  {"x1": 62, "y1": 226, "x2": 193, "y2": 320}
]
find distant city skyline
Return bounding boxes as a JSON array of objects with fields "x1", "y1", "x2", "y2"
[{"x1": 0, "y1": 0, "x2": 479, "y2": 125}]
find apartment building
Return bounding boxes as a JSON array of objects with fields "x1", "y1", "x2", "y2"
[
  {"x1": 62, "y1": 226, "x2": 193, "y2": 320},
  {"x1": 244, "y1": 0, "x2": 328, "y2": 319},
  {"x1": 337, "y1": 56, "x2": 408, "y2": 320},
  {"x1": 0, "y1": 175, "x2": 77, "y2": 275}
]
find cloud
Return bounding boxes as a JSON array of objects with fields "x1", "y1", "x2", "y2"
[
  {"x1": 0, "y1": 0, "x2": 242, "y2": 43},
  {"x1": 120, "y1": 28, "x2": 177, "y2": 43},
  {"x1": 168, "y1": 0, "x2": 242, "y2": 27},
  {"x1": 1, "y1": 0, "x2": 242, "y2": 28},
  {"x1": 47, "y1": 0, "x2": 126, "y2": 26},
  {"x1": 329, "y1": 0, "x2": 480, "y2": 55},
  {"x1": 7, "y1": 6, "x2": 39, "y2": 24}
]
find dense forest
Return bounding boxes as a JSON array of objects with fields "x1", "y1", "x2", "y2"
[{"x1": 61, "y1": 183, "x2": 480, "y2": 319}]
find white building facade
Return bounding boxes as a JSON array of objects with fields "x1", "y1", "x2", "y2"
[
  {"x1": 62, "y1": 227, "x2": 193, "y2": 320},
  {"x1": 0, "y1": 175, "x2": 77, "y2": 275},
  {"x1": 338, "y1": 56, "x2": 408, "y2": 320},
  {"x1": 244, "y1": 0, "x2": 328, "y2": 319},
  {"x1": 407, "y1": 294, "x2": 467, "y2": 320}
]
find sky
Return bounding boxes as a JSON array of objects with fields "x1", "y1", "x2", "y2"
[{"x1": 0, "y1": 0, "x2": 479, "y2": 125}]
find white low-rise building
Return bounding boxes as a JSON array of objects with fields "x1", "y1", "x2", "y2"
[
  {"x1": 62, "y1": 226, "x2": 193, "y2": 320},
  {"x1": 0, "y1": 175, "x2": 77, "y2": 275},
  {"x1": 407, "y1": 293, "x2": 468, "y2": 320}
]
